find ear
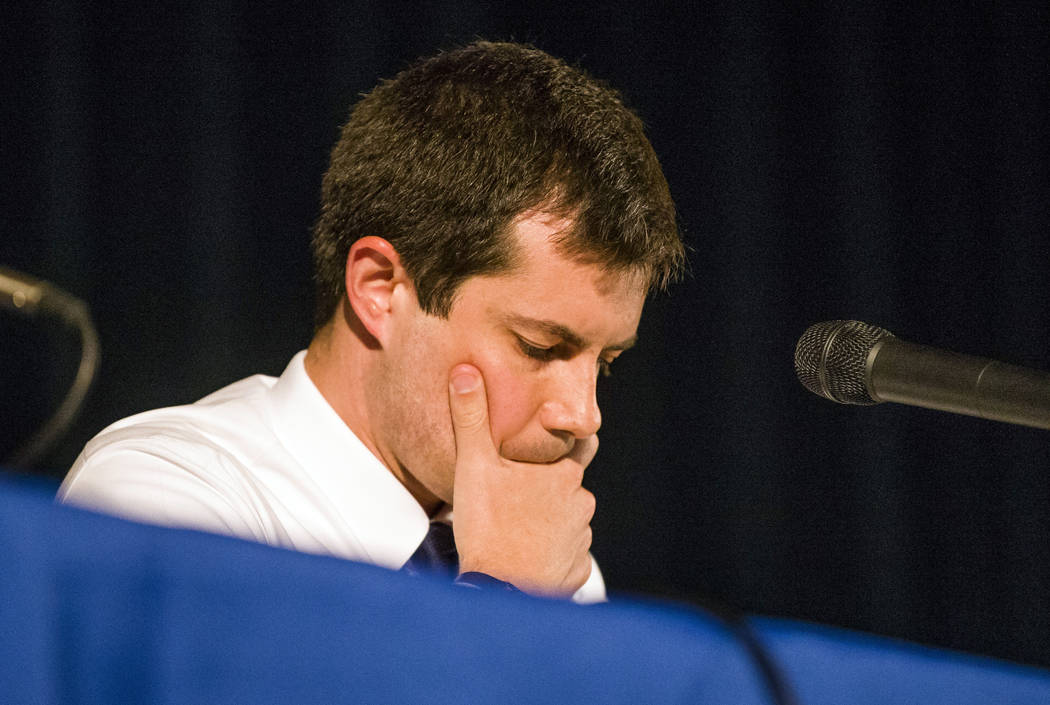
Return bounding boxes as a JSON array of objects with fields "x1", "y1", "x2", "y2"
[{"x1": 344, "y1": 236, "x2": 412, "y2": 345}]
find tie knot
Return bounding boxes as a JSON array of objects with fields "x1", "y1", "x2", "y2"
[{"x1": 404, "y1": 521, "x2": 459, "y2": 578}]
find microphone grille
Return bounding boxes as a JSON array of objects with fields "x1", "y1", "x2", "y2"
[{"x1": 794, "y1": 320, "x2": 895, "y2": 405}]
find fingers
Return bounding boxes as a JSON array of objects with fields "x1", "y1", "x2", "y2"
[
  {"x1": 544, "y1": 434, "x2": 598, "y2": 491},
  {"x1": 448, "y1": 363, "x2": 498, "y2": 466},
  {"x1": 567, "y1": 433, "x2": 599, "y2": 469}
]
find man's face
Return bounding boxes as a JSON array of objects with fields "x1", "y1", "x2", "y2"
[{"x1": 372, "y1": 213, "x2": 647, "y2": 508}]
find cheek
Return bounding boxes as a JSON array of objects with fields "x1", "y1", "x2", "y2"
[{"x1": 473, "y1": 351, "x2": 540, "y2": 447}]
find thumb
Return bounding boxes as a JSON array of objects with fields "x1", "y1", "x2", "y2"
[{"x1": 448, "y1": 363, "x2": 497, "y2": 465}]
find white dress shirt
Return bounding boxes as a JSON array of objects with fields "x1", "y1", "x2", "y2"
[{"x1": 59, "y1": 351, "x2": 606, "y2": 603}]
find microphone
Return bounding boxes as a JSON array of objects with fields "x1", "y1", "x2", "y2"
[{"x1": 794, "y1": 320, "x2": 1050, "y2": 431}]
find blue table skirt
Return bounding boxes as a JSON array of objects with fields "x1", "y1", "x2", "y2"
[{"x1": 3, "y1": 473, "x2": 1048, "y2": 705}]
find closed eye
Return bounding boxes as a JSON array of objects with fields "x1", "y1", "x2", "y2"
[
  {"x1": 517, "y1": 335, "x2": 615, "y2": 378},
  {"x1": 516, "y1": 336, "x2": 559, "y2": 362}
]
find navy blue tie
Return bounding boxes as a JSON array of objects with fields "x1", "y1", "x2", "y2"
[{"x1": 404, "y1": 521, "x2": 459, "y2": 578}]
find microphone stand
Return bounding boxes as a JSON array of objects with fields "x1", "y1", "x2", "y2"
[{"x1": 1, "y1": 267, "x2": 101, "y2": 469}]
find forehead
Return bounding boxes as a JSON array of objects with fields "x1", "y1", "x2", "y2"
[{"x1": 450, "y1": 213, "x2": 647, "y2": 342}]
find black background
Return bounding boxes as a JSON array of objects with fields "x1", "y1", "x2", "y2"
[{"x1": 3, "y1": 1, "x2": 1049, "y2": 668}]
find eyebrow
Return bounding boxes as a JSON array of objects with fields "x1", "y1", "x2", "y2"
[{"x1": 502, "y1": 313, "x2": 638, "y2": 351}]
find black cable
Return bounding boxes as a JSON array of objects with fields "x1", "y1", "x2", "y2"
[
  {"x1": 729, "y1": 615, "x2": 800, "y2": 705},
  {"x1": 634, "y1": 587, "x2": 801, "y2": 705}
]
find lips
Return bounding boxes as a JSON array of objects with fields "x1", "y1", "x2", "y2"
[
  {"x1": 505, "y1": 454, "x2": 568, "y2": 465},
  {"x1": 500, "y1": 438, "x2": 575, "y2": 465}
]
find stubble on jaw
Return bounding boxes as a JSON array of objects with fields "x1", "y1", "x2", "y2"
[{"x1": 369, "y1": 313, "x2": 457, "y2": 513}]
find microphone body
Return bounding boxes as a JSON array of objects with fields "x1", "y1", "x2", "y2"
[
  {"x1": 795, "y1": 320, "x2": 1050, "y2": 431},
  {"x1": 868, "y1": 338, "x2": 1050, "y2": 430}
]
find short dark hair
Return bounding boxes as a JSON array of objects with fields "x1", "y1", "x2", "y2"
[{"x1": 312, "y1": 41, "x2": 683, "y2": 325}]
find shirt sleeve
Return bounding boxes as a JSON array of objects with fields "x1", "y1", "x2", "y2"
[
  {"x1": 571, "y1": 553, "x2": 607, "y2": 604},
  {"x1": 58, "y1": 438, "x2": 268, "y2": 543}
]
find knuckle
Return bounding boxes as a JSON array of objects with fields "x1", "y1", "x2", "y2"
[
  {"x1": 577, "y1": 488, "x2": 596, "y2": 520},
  {"x1": 572, "y1": 550, "x2": 592, "y2": 587},
  {"x1": 561, "y1": 459, "x2": 585, "y2": 487}
]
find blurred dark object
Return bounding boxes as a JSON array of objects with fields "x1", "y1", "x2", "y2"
[{"x1": 1, "y1": 267, "x2": 99, "y2": 469}]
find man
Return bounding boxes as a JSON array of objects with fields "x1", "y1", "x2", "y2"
[{"x1": 59, "y1": 41, "x2": 684, "y2": 602}]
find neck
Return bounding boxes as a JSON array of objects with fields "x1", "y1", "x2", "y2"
[{"x1": 304, "y1": 312, "x2": 444, "y2": 517}]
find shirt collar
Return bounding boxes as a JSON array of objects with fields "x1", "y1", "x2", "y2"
[{"x1": 265, "y1": 351, "x2": 429, "y2": 569}]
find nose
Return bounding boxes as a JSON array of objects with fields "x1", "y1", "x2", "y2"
[{"x1": 539, "y1": 360, "x2": 602, "y2": 439}]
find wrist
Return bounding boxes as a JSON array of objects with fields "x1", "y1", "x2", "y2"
[{"x1": 454, "y1": 571, "x2": 521, "y2": 593}]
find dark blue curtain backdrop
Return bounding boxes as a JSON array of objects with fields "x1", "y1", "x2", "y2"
[{"x1": 3, "y1": 1, "x2": 1049, "y2": 667}]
